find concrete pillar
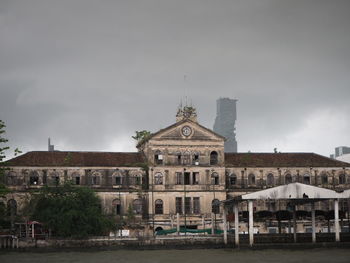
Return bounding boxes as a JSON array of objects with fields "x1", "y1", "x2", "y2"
[
  {"x1": 293, "y1": 204, "x2": 297, "y2": 243},
  {"x1": 311, "y1": 202, "x2": 316, "y2": 243},
  {"x1": 223, "y1": 206, "x2": 228, "y2": 245},
  {"x1": 248, "y1": 200, "x2": 254, "y2": 246},
  {"x1": 334, "y1": 199, "x2": 340, "y2": 242},
  {"x1": 234, "y1": 202, "x2": 239, "y2": 247},
  {"x1": 176, "y1": 213, "x2": 180, "y2": 235},
  {"x1": 211, "y1": 212, "x2": 215, "y2": 235}
]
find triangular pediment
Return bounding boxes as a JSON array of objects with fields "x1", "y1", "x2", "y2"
[{"x1": 150, "y1": 119, "x2": 225, "y2": 142}]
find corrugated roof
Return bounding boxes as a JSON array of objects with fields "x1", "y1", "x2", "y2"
[
  {"x1": 224, "y1": 152, "x2": 349, "y2": 167},
  {"x1": 5, "y1": 151, "x2": 144, "y2": 167}
]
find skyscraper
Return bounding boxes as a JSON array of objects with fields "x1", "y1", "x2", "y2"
[{"x1": 213, "y1": 98, "x2": 237, "y2": 152}]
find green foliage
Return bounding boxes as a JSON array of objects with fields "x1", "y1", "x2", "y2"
[
  {"x1": 31, "y1": 183, "x2": 114, "y2": 238},
  {"x1": 132, "y1": 130, "x2": 151, "y2": 145},
  {"x1": 126, "y1": 204, "x2": 135, "y2": 223},
  {"x1": 0, "y1": 120, "x2": 10, "y2": 197}
]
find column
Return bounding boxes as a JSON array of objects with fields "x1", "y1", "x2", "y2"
[
  {"x1": 311, "y1": 202, "x2": 316, "y2": 243},
  {"x1": 293, "y1": 204, "x2": 297, "y2": 243},
  {"x1": 176, "y1": 213, "x2": 180, "y2": 235},
  {"x1": 334, "y1": 199, "x2": 340, "y2": 242},
  {"x1": 223, "y1": 206, "x2": 228, "y2": 245},
  {"x1": 234, "y1": 203, "x2": 239, "y2": 247},
  {"x1": 248, "y1": 200, "x2": 254, "y2": 246}
]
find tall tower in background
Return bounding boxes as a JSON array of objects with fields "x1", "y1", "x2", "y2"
[{"x1": 213, "y1": 98, "x2": 237, "y2": 152}]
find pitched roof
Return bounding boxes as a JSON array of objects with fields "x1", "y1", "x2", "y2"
[
  {"x1": 5, "y1": 151, "x2": 144, "y2": 167},
  {"x1": 224, "y1": 152, "x2": 349, "y2": 168}
]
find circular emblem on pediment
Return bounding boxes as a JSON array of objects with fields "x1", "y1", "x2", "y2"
[{"x1": 181, "y1": 126, "x2": 192, "y2": 137}]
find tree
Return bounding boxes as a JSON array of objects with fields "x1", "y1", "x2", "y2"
[
  {"x1": 31, "y1": 183, "x2": 114, "y2": 238},
  {"x1": 132, "y1": 130, "x2": 151, "y2": 144}
]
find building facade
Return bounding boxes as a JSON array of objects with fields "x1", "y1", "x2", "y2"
[{"x1": 2, "y1": 106, "x2": 350, "y2": 233}]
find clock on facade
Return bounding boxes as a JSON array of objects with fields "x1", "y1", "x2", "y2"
[{"x1": 181, "y1": 126, "x2": 192, "y2": 137}]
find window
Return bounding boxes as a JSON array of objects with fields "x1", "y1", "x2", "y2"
[
  {"x1": 133, "y1": 199, "x2": 143, "y2": 214},
  {"x1": 193, "y1": 197, "x2": 200, "y2": 214},
  {"x1": 176, "y1": 197, "x2": 182, "y2": 214},
  {"x1": 176, "y1": 172, "x2": 183, "y2": 185},
  {"x1": 92, "y1": 175, "x2": 100, "y2": 185},
  {"x1": 210, "y1": 151, "x2": 218, "y2": 165},
  {"x1": 303, "y1": 174, "x2": 310, "y2": 184},
  {"x1": 193, "y1": 153, "x2": 199, "y2": 165},
  {"x1": 183, "y1": 152, "x2": 191, "y2": 165},
  {"x1": 115, "y1": 175, "x2": 122, "y2": 185},
  {"x1": 54, "y1": 176, "x2": 60, "y2": 185},
  {"x1": 339, "y1": 173, "x2": 346, "y2": 184},
  {"x1": 321, "y1": 174, "x2": 328, "y2": 184},
  {"x1": 112, "y1": 199, "x2": 121, "y2": 215},
  {"x1": 154, "y1": 173, "x2": 163, "y2": 185},
  {"x1": 192, "y1": 172, "x2": 199, "y2": 185},
  {"x1": 285, "y1": 174, "x2": 292, "y2": 184},
  {"x1": 177, "y1": 154, "x2": 182, "y2": 165},
  {"x1": 154, "y1": 151, "x2": 163, "y2": 165},
  {"x1": 30, "y1": 172, "x2": 39, "y2": 185},
  {"x1": 185, "y1": 197, "x2": 191, "y2": 214},
  {"x1": 184, "y1": 172, "x2": 191, "y2": 185},
  {"x1": 75, "y1": 176, "x2": 80, "y2": 185},
  {"x1": 211, "y1": 172, "x2": 219, "y2": 185},
  {"x1": 155, "y1": 199, "x2": 163, "y2": 214},
  {"x1": 229, "y1": 174, "x2": 237, "y2": 185},
  {"x1": 267, "y1": 173, "x2": 274, "y2": 186},
  {"x1": 212, "y1": 199, "x2": 220, "y2": 214},
  {"x1": 248, "y1": 173, "x2": 255, "y2": 185}
]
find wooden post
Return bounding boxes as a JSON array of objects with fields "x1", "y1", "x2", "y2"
[
  {"x1": 234, "y1": 202, "x2": 239, "y2": 247},
  {"x1": 311, "y1": 202, "x2": 316, "y2": 243},
  {"x1": 334, "y1": 199, "x2": 340, "y2": 242},
  {"x1": 223, "y1": 206, "x2": 228, "y2": 244},
  {"x1": 248, "y1": 200, "x2": 254, "y2": 246}
]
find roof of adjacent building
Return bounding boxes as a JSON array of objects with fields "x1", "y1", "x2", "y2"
[
  {"x1": 4, "y1": 151, "x2": 349, "y2": 168},
  {"x1": 5, "y1": 151, "x2": 145, "y2": 167},
  {"x1": 224, "y1": 152, "x2": 349, "y2": 167}
]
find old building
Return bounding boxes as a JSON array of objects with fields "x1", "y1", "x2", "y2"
[{"x1": 2, "y1": 105, "x2": 350, "y2": 234}]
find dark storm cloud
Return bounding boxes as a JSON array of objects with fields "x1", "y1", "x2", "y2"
[{"x1": 0, "y1": 0, "x2": 349, "y2": 158}]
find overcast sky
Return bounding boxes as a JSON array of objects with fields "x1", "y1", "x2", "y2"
[{"x1": 1, "y1": 0, "x2": 349, "y2": 158}]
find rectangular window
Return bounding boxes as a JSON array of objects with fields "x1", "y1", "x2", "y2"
[
  {"x1": 193, "y1": 154, "x2": 199, "y2": 165},
  {"x1": 75, "y1": 176, "x2": 80, "y2": 185},
  {"x1": 176, "y1": 172, "x2": 183, "y2": 185},
  {"x1": 185, "y1": 197, "x2": 191, "y2": 214},
  {"x1": 115, "y1": 176, "x2": 122, "y2": 185},
  {"x1": 184, "y1": 172, "x2": 191, "y2": 185},
  {"x1": 192, "y1": 172, "x2": 199, "y2": 185},
  {"x1": 92, "y1": 176, "x2": 100, "y2": 185},
  {"x1": 177, "y1": 155, "x2": 182, "y2": 165},
  {"x1": 193, "y1": 197, "x2": 200, "y2": 214},
  {"x1": 176, "y1": 197, "x2": 182, "y2": 214},
  {"x1": 183, "y1": 155, "x2": 191, "y2": 165}
]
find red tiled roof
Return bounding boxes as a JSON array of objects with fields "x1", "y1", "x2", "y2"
[
  {"x1": 224, "y1": 153, "x2": 350, "y2": 168},
  {"x1": 6, "y1": 151, "x2": 144, "y2": 167}
]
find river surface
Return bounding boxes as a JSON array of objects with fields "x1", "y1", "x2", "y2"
[{"x1": 1, "y1": 248, "x2": 350, "y2": 263}]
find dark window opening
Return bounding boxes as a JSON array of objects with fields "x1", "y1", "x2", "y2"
[
  {"x1": 184, "y1": 172, "x2": 191, "y2": 185},
  {"x1": 192, "y1": 172, "x2": 199, "y2": 185},
  {"x1": 154, "y1": 152, "x2": 163, "y2": 165},
  {"x1": 177, "y1": 154, "x2": 182, "y2": 165},
  {"x1": 176, "y1": 197, "x2": 182, "y2": 214},
  {"x1": 193, "y1": 197, "x2": 200, "y2": 214},
  {"x1": 212, "y1": 199, "x2": 220, "y2": 214},
  {"x1": 339, "y1": 174, "x2": 346, "y2": 184},
  {"x1": 30, "y1": 176, "x2": 39, "y2": 185},
  {"x1": 211, "y1": 172, "x2": 219, "y2": 185},
  {"x1": 267, "y1": 174, "x2": 274, "y2": 186},
  {"x1": 176, "y1": 172, "x2": 183, "y2": 185},
  {"x1": 113, "y1": 199, "x2": 121, "y2": 215},
  {"x1": 193, "y1": 154, "x2": 199, "y2": 165},
  {"x1": 155, "y1": 199, "x2": 163, "y2": 214},
  {"x1": 248, "y1": 174, "x2": 255, "y2": 185},
  {"x1": 75, "y1": 176, "x2": 80, "y2": 185},
  {"x1": 285, "y1": 174, "x2": 292, "y2": 184},
  {"x1": 92, "y1": 176, "x2": 100, "y2": 185},
  {"x1": 321, "y1": 174, "x2": 328, "y2": 184},
  {"x1": 54, "y1": 176, "x2": 60, "y2": 185},
  {"x1": 229, "y1": 174, "x2": 237, "y2": 185},
  {"x1": 303, "y1": 175, "x2": 310, "y2": 185},
  {"x1": 210, "y1": 151, "x2": 218, "y2": 165},
  {"x1": 185, "y1": 197, "x2": 191, "y2": 214},
  {"x1": 115, "y1": 176, "x2": 122, "y2": 185}
]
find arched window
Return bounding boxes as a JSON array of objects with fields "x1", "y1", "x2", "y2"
[
  {"x1": 72, "y1": 172, "x2": 81, "y2": 185},
  {"x1": 154, "y1": 150, "x2": 163, "y2": 165},
  {"x1": 321, "y1": 173, "x2": 328, "y2": 184},
  {"x1": 7, "y1": 199, "x2": 17, "y2": 217},
  {"x1": 211, "y1": 172, "x2": 219, "y2": 185},
  {"x1": 339, "y1": 173, "x2": 346, "y2": 185},
  {"x1": 30, "y1": 171, "x2": 39, "y2": 185},
  {"x1": 112, "y1": 199, "x2": 122, "y2": 215},
  {"x1": 303, "y1": 174, "x2": 310, "y2": 184},
  {"x1": 248, "y1": 173, "x2": 256, "y2": 185},
  {"x1": 267, "y1": 173, "x2": 274, "y2": 186},
  {"x1": 91, "y1": 172, "x2": 101, "y2": 185},
  {"x1": 212, "y1": 199, "x2": 220, "y2": 214},
  {"x1": 133, "y1": 199, "x2": 143, "y2": 214},
  {"x1": 50, "y1": 171, "x2": 60, "y2": 185},
  {"x1": 229, "y1": 173, "x2": 237, "y2": 185},
  {"x1": 285, "y1": 174, "x2": 292, "y2": 184},
  {"x1": 154, "y1": 173, "x2": 163, "y2": 185},
  {"x1": 210, "y1": 151, "x2": 218, "y2": 165},
  {"x1": 6, "y1": 171, "x2": 17, "y2": 186},
  {"x1": 183, "y1": 151, "x2": 191, "y2": 165},
  {"x1": 155, "y1": 199, "x2": 163, "y2": 214}
]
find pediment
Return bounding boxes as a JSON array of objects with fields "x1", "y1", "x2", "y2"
[{"x1": 150, "y1": 120, "x2": 225, "y2": 142}]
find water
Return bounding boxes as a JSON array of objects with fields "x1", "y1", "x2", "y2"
[{"x1": 1, "y1": 248, "x2": 350, "y2": 263}]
